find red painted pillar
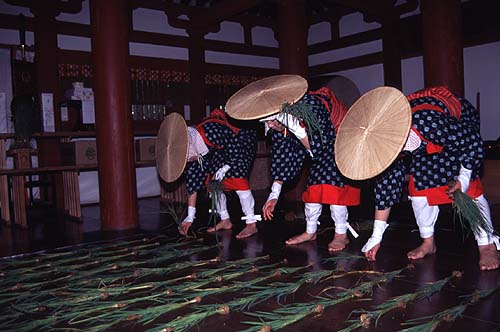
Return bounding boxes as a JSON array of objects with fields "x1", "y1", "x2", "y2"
[
  {"x1": 31, "y1": 0, "x2": 65, "y2": 208},
  {"x1": 90, "y1": 0, "x2": 138, "y2": 230},
  {"x1": 421, "y1": 0, "x2": 464, "y2": 95},
  {"x1": 277, "y1": 0, "x2": 309, "y2": 216},
  {"x1": 277, "y1": 0, "x2": 308, "y2": 77}
]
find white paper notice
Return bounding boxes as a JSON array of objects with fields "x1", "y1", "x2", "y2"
[
  {"x1": 183, "y1": 105, "x2": 190, "y2": 121},
  {"x1": 41, "y1": 92, "x2": 55, "y2": 132},
  {"x1": 60, "y1": 106, "x2": 69, "y2": 122},
  {"x1": 0, "y1": 92, "x2": 6, "y2": 133},
  {"x1": 81, "y1": 100, "x2": 95, "y2": 124}
]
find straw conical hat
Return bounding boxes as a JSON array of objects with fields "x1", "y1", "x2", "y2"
[
  {"x1": 335, "y1": 86, "x2": 411, "y2": 180},
  {"x1": 225, "y1": 74, "x2": 308, "y2": 120},
  {"x1": 155, "y1": 112, "x2": 188, "y2": 182}
]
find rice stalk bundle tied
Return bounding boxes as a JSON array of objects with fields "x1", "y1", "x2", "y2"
[
  {"x1": 400, "y1": 283, "x2": 500, "y2": 332},
  {"x1": 338, "y1": 270, "x2": 462, "y2": 332},
  {"x1": 241, "y1": 267, "x2": 407, "y2": 332},
  {"x1": 452, "y1": 187, "x2": 493, "y2": 237},
  {"x1": 280, "y1": 101, "x2": 324, "y2": 144}
]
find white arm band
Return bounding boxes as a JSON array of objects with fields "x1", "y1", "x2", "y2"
[
  {"x1": 266, "y1": 182, "x2": 282, "y2": 201},
  {"x1": 457, "y1": 164, "x2": 472, "y2": 193},
  {"x1": 183, "y1": 206, "x2": 196, "y2": 223}
]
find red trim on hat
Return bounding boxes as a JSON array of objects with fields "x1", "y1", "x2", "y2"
[
  {"x1": 309, "y1": 87, "x2": 348, "y2": 133},
  {"x1": 407, "y1": 86, "x2": 461, "y2": 120},
  {"x1": 408, "y1": 176, "x2": 483, "y2": 205},
  {"x1": 302, "y1": 184, "x2": 360, "y2": 206}
]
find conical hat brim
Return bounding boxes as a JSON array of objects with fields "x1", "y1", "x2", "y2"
[
  {"x1": 155, "y1": 112, "x2": 188, "y2": 182},
  {"x1": 225, "y1": 74, "x2": 308, "y2": 120},
  {"x1": 335, "y1": 86, "x2": 411, "y2": 180}
]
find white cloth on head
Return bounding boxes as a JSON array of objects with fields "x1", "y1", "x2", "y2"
[
  {"x1": 275, "y1": 113, "x2": 307, "y2": 139},
  {"x1": 184, "y1": 206, "x2": 196, "y2": 223},
  {"x1": 215, "y1": 192, "x2": 230, "y2": 220},
  {"x1": 236, "y1": 190, "x2": 261, "y2": 224},
  {"x1": 187, "y1": 127, "x2": 209, "y2": 161},
  {"x1": 410, "y1": 196, "x2": 440, "y2": 238},
  {"x1": 473, "y1": 195, "x2": 500, "y2": 248},
  {"x1": 305, "y1": 203, "x2": 322, "y2": 234},
  {"x1": 329, "y1": 205, "x2": 358, "y2": 238},
  {"x1": 361, "y1": 220, "x2": 388, "y2": 253},
  {"x1": 457, "y1": 164, "x2": 472, "y2": 193},
  {"x1": 260, "y1": 114, "x2": 279, "y2": 136},
  {"x1": 403, "y1": 129, "x2": 422, "y2": 152}
]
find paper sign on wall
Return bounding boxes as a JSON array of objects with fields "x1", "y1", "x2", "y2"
[
  {"x1": 183, "y1": 105, "x2": 190, "y2": 121},
  {"x1": 41, "y1": 92, "x2": 55, "y2": 132}
]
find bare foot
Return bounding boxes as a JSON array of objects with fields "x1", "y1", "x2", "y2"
[
  {"x1": 407, "y1": 237, "x2": 436, "y2": 260},
  {"x1": 478, "y1": 244, "x2": 499, "y2": 271},
  {"x1": 285, "y1": 232, "x2": 316, "y2": 245},
  {"x1": 207, "y1": 219, "x2": 232, "y2": 233},
  {"x1": 364, "y1": 243, "x2": 380, "y2": 261},
  {"x1": 328, "y1": 233, "x2": 349, "y2": 252},
  {"x1": 236, "y1": 224, "x2": 258, "y2": 239}
]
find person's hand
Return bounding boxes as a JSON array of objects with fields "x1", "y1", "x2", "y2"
[
  {"x1": 263, "y1": 199, "x2": 278, "y2": 220},
  {"x1": 446, "y1": 180, "x2": 462, "y2": 199},
  {"x1": 178, "y1": 221, "x2": 192, "y2": 236},
  {"x1": 215, "y1": 165, "x2": 231, "y2": 181}
]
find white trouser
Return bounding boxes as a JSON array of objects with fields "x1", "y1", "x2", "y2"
[
  {"x1": 215, "y1": 192, "x2": 230, "y2": 220},
  {"x1": 305, "y1": 203, "x2": 322, "y2": 234},
  {"x1": 330, "y1": 204, "x2": 349, "y2": 234},
  {"x1": 410, "y1": 196, "x2": 440, "y2": 239},
  {"x1": 236, "y1": 190, "x2": 260, "y2": 224},
  {"x1": 473, "y1": 195, "x2": 500, "y2": 248}
]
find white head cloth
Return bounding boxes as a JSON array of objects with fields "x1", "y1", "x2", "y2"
[
  {"x1": 259, "y1": 114, "x2": 279, "y2": 136},
  {"x1": 403, "y1": 129, "x2": 422, "y2": 152},
  {"x1": 187, "y1": 127, "x2": 209, "y2": 160}
]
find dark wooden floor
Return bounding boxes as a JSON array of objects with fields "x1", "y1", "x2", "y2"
[{"x1": 0, "y1": 189, "x2": 499, "y2": 332}]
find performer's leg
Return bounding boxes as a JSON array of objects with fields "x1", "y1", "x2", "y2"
[
  {"x1": 474, "y1": 195, "x2": 499, "y2": 270},
  {"x1": 407, "y1": 196, "x2": 439, "y2": 260},
  {"x1": 328, "y1": 205, "x2": 350, "y2": 252},
  {"x1": 235, "y1": 190, "x2": 258, "y2": 239},
  {"x1": 286, "y1": 202, "x2": 322, "y2": 245},
  {"x1": 361, "y1": 208, "x2": 391, "y2": 261},
  {"x1": 207, "y1": 192, "x2": 233, "y2": 233}
]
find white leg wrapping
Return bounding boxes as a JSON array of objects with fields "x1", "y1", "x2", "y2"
[
  {"x1": 305, "y1": 203, "x2": 322, "y2": 234},
  {"x1": 215, "y1": 192, "x2": 230, "y2": 220},
  {"x1": 236, "y1": 190, "x2": 261, "y2": 224},
  {"x1": 410, "y1": 196, "x2": 440, "y2": 238},
  {"x1": 330, "y1": 205, "x2": 358, "y2": 238},
  {"x1": 474, "y1": 195, "x2": 500, "y2": 249},
  {"x1": 361, "y1": 220, "x2": 388, "y2": 253}
]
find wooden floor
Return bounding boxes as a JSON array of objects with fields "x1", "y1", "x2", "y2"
[{"x1": 0, "y1": 190, "x2": 499, "y2": 332}]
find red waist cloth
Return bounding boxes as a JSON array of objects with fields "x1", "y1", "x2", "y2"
[
  {"x1": 204, "y1": 177, "x2": 250, "y2": 192},
  {"x1": 222, "y1": 178, "x2": 250, "y2": 191},
  {"x1": 302, "y1": 184, "x2": 360, "y2": 206},
  {"x1": 408, "y1": 176, "x2": 483, "y2": 205}
]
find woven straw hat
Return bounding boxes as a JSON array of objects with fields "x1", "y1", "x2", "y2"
[
  {"x1": 335, "y1": 86, "x2": 411, "y2": 180},
  {"x1": 225, "y1": 74, "x2": 308, "y2": 120},
  {"x1": 155, "y1": 112, "x2": 188, "y2": 182}
]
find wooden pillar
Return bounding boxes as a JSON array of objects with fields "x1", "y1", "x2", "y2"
[
  {"x1": 421, "y1": 0, "x2": 464, "y2": 95},
  {"x1": 90, "y1": 0, "x2": 138, "y2": 230},
  {"x1": 277, "y1": 0, "x2": 308, "y2": 77},
  {"x1": 382, "y1": 16, "x2": 402, "y2": 89},
  {"x1": 188, "y1": 28, "x2": 206, "y2": 124},
  {"x1": 276, "y1": 0, "x2": 309, "y2": 217},
  {"x1": 31, "y1": 0, "x2": 65, "y2": 209}
]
